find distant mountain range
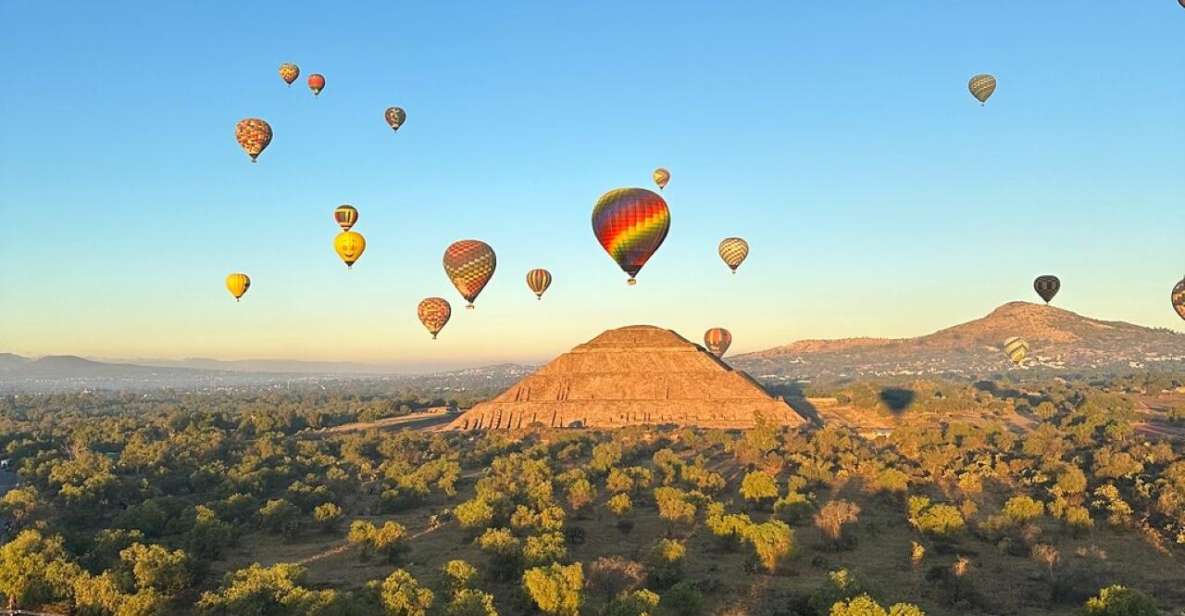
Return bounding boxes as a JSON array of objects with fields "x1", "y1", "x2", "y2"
[{"x1": 732, "y1": 301, "x2": 1185, "y2": 381}]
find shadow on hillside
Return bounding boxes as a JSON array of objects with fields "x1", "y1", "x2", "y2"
[{"x1": 879, "y1": 387, "x2": 916, "y2": 415}]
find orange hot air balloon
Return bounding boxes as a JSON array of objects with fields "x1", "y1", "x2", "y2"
[
  {"x1": 234, "y1": 118, "x2": 272, "y2": 163},
  {"x1": 443, "y1": 240, "x2": 496, "y2": 308},
  {"x1": 653, "y1": 168, "x2": 670, "y2": 190},
  {"x1": 418, "y1": 297, "x2": 452, "y2": 339},
  {"x1": 526, "y1": 268, "x2": 552, "y2": 300},
  {"x1": 704, "y1": 328, "x2": 732, "y2": 356},
  {"x1": 334, "y1": 205, "x2": 358, "y2": 232},
  {"x1": 279, "y1": 63, "x2": 300, "y2": 86},
  {"x1": 308, "y1": 73, "x2": 326, "y2": 96},
  {"x1": 334, "y1": 231, "x2": 366, "y2": 268},
  {"x1": 591, "y1": 188, "x2": 671, "y2": 285}
]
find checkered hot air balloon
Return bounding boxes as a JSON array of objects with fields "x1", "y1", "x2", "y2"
[
  {"x1": 334, "y1": 205, "x2": 358, "y2": 232},
  {"x1": 308, "y1": 73, "x2": 326, "y2": 96},
  {"x1": 718, "y1": 237, "x2": 750, "y2": 274},
  {"x1": 443, "y1": 240, "x2": 496, "y2": 308},
  {"x1": 418, "y1": 297, "x2": 452, "y2": 339},
  {"x1": 1033, "y1": 275, "x2": 1060, "y2": 304},
  {"x1": 969, "y1": 74, "x2": 997, "y2": 105},
  {"x1": 1172, "y1": 278, "x2": 1185, "y2": 321},
  {"x1": 234, "y1": 118, "x2": 272, "y2": 163},
  {"x1": 591, "y1": 188, "x2": 671, "y2": 285},
  {"x1": 385, "y1": 107, "x2": 406, "y2": 132},
  {"x1": 704, "y1": 328, "x2": 732, "y2": 357},
  {"x1": 1003, "y1": 337, "x2": 1029, "y2": 366},
  {"x1": 653, "y1": 168, "x2": 670, "y2": 190},
  {"x1": 526, "y1": 268, "x2": 552, "y2": 300},
  {"x1": 278, "y1": 63, "x2": 300, "y2": 86}
]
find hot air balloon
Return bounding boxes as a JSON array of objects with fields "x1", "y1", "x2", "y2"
[
  {"x1": 1172, "y1": 278, "x2": 1185, "y2": 321},
  {"x1": 334, "y1": 205, "x2": 358, "y2": 232},
  {"x1": 225, "y1": 273, "x2": 250, "y2": 301},
  {"x1": 443, "y1": 240, "x2": 496, "y2": 308},
  {"x1": 308, "y1": 73, "x2": 325, "y2": 96},
  {"x1": 704, "y1": 328, "x2": 732, "y2": 357},
  {"x1": 385, "y1": 107, "x2": 406, "y2": 132},
  {"x1": 334, "y1": 231, "x2": 366, "y2": 268},
  {"x1": 1034, "y1": 275, "x2": 1060, "y2": 304},
  {"x1": 591, "y1": 188, "x2": 671, "y2": 285},
  {"x1": 418, "y1": 297, "x2": 452, "y2": 339},
  {"x1": 1003, "y1": 337, "x2": 1029, "y2": 366},
  {"x1": 279, "y1": 63, "x2": 300, "y2": 86},
  {"x1": 718, "y1": 237, "x2": 750, "y2": 274},
  {"x1": 234, "y1": 118, "x2": 272, "y2": 163},
  {"x1": 526, "y1": 269, "x2": 552, "y2": 300},
  {"x1": 969, "y1": 74, "x2": 996, "y2": 105},
  {"x1": 653, "y1": 168, "x2": 670, "y2": 190}
]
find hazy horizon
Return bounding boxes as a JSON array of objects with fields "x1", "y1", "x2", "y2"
[{"x1": 2, "y1": 2, "x2": 1182, "y2": 365}]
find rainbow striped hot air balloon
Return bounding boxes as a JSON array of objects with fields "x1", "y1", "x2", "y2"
[
  {"x1": 704, "y1": 328, "x2": 732, "y2": 357},
  {"x1": 526, "y1": 268, "x2": 552, "y2": 300},
  {"x1": 334, "y1": 205, "x2": 358, "y2": 232},
  {"x1": 591, "y1": 188, "x2": 671, "y2": 285}
]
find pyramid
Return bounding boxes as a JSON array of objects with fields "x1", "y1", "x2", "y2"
[{"x1": 448, "y1": 325, "x2": 808, "y2": 430}]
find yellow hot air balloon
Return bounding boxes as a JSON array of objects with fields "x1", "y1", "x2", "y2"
[
  {"x1": 334, "y1": 231, "x2": 366, "y2": 268},
  {"x1": 418, "y1": 297, "x2": 452, "y2": 339},
  {"x1": 718, "y1": 237, "x2": 749, "y2": 273},
  {"x1": 526, "y1": 268, "x2": 552, "y2": 300},
  {"x1": 334, "y1": 205, "x2": 358, "y2": 232},
  {"x1": 969, "y1": 74, "x2": 997, "y2": 105},
  {"x1": 1003, "y1": 337, "x2": 1029, "y2": 366},
  {"x1": 226, "y1": 273, "x2": 250, "y2": 301},
  {"x1": 653, "y1": 168, "x2": 670, "y2": 190}
]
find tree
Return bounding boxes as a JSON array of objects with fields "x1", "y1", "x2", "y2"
[
  {"x1": 828, "y1": 594, "x2": 927, "y2": 616},
  {"x1": 565, "y1": 478, "x2": 596, "y2": 513},
  {"x1": 740, "y1": 471, "x2": 779, "y2": 505},
  {"x1": 119, "y1": 542, "x2": 192, "y2": 595},
  {"x1": 441, "y1": 559, "x2": 478, "y2": 595},
  {"x1": 653, "y1": 487, "x2": 696, "y2": 527},
  {"x1": 908, "y1": 498, "x2": 964, "y2": 537},
  {"x1": 258, "y1": 498, "x2": 302, "y2": 538},
  {"x1": 196, "y1": 563, "x2": 340, "y2": 616},
  {"x1": 476, "y1": 528, "x2": 521, "y2": 582},
  {"x1": 455, "y1": 498, "x2": 495, "y2": 531},
  {"x1": 443, "y1": 588, "x2": 498, "y2": 616},
  {"x1": 522, "y1": 532, "x2": 566, "y2": 565},
  {"x1": 814, "y1": 500, "x2": 861, "y2": 549},
  {"x1": 742, "y1": 519, "x2": 794, "y2": 573},
  {"x1": 1083, "y1": 585, "x2": 1158, "y2": 616},
  {"x1": 380, "y1": 569, "x2": 435, "y2": 616},
  {"x1": 603, "y1": 589, "x2": 659, "y2": 616},
  {"x1": 0, "y1": 529, "x2": 81, "y2": 608},
  {"x1": 586, "y1": 556, "x2": 645, "y2": 598},
  {"x1": 658, "y1": 581, "x2": 703, "y2": 615},
  {"x1": 313, "y1": 502, "x2": 343, "y2": 532},
  {"x1": 1001, "y1": 495, "x2": 1044, "y2": 525},
  {"x1": 607, "y1": 493, "x2": 632, "y2": 517},
  {"x1": 521, "y1": 562, "x2": 583, "y2": 616}
]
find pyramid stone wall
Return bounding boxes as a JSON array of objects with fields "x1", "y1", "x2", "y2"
[{"x1": 448, "y1": 325, "x2": 807, "y2": 430}]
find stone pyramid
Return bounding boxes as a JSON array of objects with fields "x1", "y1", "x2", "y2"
[{"x1": 448, "y1": 325, "x2": 807, "y2": 430}]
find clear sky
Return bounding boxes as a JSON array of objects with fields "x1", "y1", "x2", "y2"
[{"x1": 1, "y1": 2, "x2": 1182, "y2": 370}]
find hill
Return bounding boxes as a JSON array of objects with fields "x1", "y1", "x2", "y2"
[{"x1": 733, "y1": 301, "x2": 1185, "y2": 380}]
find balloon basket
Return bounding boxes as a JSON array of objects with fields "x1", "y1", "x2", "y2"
[{"x1": 627, "y1": 278, "x2": 637, "y2": 286}]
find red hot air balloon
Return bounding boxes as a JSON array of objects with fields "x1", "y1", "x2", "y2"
[
  {"x1": 308, "y1": 73, "x2": 326, "y2": 96},
  {"x1": 704, "y1": 328, "x2": 732, "y2": 356},
  {"x1": 443, "y1": 240, "x2": 496, "y2": 308},
  {"x1": 591, "y1": 188, "x2": 671, "y2": 285}
]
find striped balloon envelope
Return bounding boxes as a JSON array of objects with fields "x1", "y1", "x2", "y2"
[
  {"x1": 718, "y1": 237, "x2": 750, "y2": 273},
  {"x1": 704, "y1": 327, "x2": 732, "y2": 357},
  {"x1": 234, "y1": 118, "x2": 272, "y2": 162},
  {"x1": 1003, "y1": 337, "x2": 1029, "y2": 366},
  {"x1": 526, "y1": 268, "x2": 552, "y2": 300},
  {"x1": 652, "y1": 168, "x2": 670, "y2": 190},
  {"x1": 333, "y1": 205, "x2": 358, "y2": 232},
  {"x1": 1172, "y1": 278, "x2": 1185, "y2": 321},
  {"x1": 591, "y1": 188, "x2": 671, "y2": 285},
  {"x1": 418, "y1": 297, "x2": 452, "y2": 339},
  {"x1": 968, "y1": 74, "x2": 996, "y2": 105},
  {"x1": 443, "y1": 240, "x2": 496, "y2": 308},
  {"x1": 1033, "y1": 275, "x2": 1060, "y2": 304}
]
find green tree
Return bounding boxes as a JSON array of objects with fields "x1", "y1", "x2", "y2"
[
  {"x1": 313, "y1": 502, "x2": 343, "y2": 532},
  {"x1": 0, "y1": 529, "x2": 81, "y2": 608},
  {"x1": 743, "y1": 519, "x2": 794, "y2": 573},
  {"x1": 1083, "y1": 585, "x2": 1158, "y2": 616},
  {"x1": 1001, "y1": 495, "x2": 1044, "y2": 525},
  {"x1": 441, "y1": 559, "x2": 478, "y2": 595},
  {"x1": 607, "y1": 493, "x2": 632, "y2": 517},
  {"x1": 119, "y1": 542, "x2": 192, "y2": 595},
  {"x1": 740, "y1": 471, "x2": 779, "y2": 505},
  {"x1": 258, "y1": 498, "x2": 302, "y2": 539},
  {"x1": 455, "y1": 498, "x2": 495, "y2": 531},
  {"x1": 196, "y1": 563, "x2": 340, "y2": 616},
  {"x1": 380, "y1": 569, "x2": 435, "y2": 616},
  {"x1": 443, "y1": 588, "x2": 498, "y2": 616},
  {"x1": 522, "y1": 562, "x2": 583, "y2": 616},
  {"x1": 653, "y1": 487, "x2": 696, "y2": 527}
]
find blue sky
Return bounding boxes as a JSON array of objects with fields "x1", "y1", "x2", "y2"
[{"x1": 0, "y1": 2, "x2": 1182, "y2": 368}]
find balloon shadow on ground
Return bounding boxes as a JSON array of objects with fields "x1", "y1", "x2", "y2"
[{"x1": 879, "y1": 388, "x2": 916, "y2": 415}]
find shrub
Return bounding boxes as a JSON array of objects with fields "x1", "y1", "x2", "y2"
[
  {"x1": 476, "y1": 528, "x2": 521, "y2": 581},
  {"x1": 740, "y1": 471, "x2": 779, "y2": 505},
  {"x1": 586, "y1": 556, "x2": 646, "y2": 598},
  {"x1": 603, "y1": 588, "x2": 659, "y2": 616},
  {"x1": 455, "y1": 498, "x2": 495, "y2": 531},
  {"x1": 566, "y1": 479, "x2": 597, "y2": 513},
  {"x1": 1001, "y1": 495, "x2": 1045, "y2": 525},
  {"x1": 607, "y1": 493, "x2": 633, "y2": 517},
  {"x1": 828, "y1": 594, "x2": 927, "y2": 616},
  {"x1": 380, "y1": 569, "x2": 435, "y2": 616},
  {"x1": 873, "y1": 468, "x2": 910, "y2": 494},
  {"x1": 313, "y1": 502, "x2": 343, "y2": 532},
  {"x1": 522, "y1": 562, "x2": 583, "y2": 616},
  {"x1": 814, "y1": 500, "x2": 861, "y2": 549},
  {"x1": 742, "y1": 519, "x2": 794, "y2": 573},
  {"x1": 1083, "y1": 585, "x2": 1158, "y2": 616},
  {"x1": 658, "y1": 581, "x2": 703, "y2": 615},
  {"x1": 443, "y1": 588, "x2": 498, "y2": 616},
  {"x1": 809, "y1": 569, "x2": 866, "y2": 615},
  {"x1": 441, "y1": 559, "x2": 478, "y2": 594},
  {"x1": 910, "y1": 499, "x2": 964, "y2": 537},
  {"x1": 522, "y1": 532, "x2": 566, "y2": 565},
  {"x1": 654, "y1": 487, "x2": 696, "y2": 527},
  {"x1": 774, "y1": 492, "x2": 815, "y2": 525}
]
